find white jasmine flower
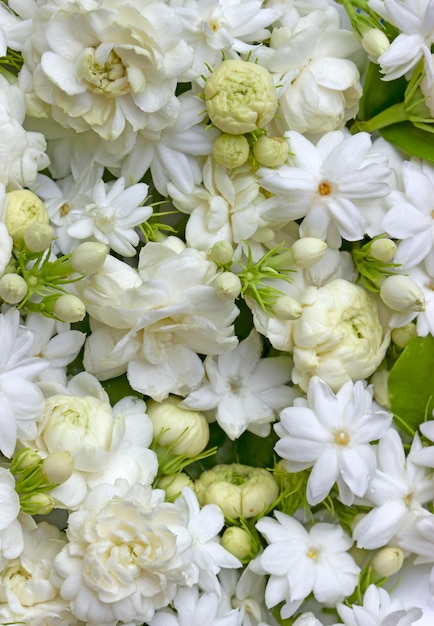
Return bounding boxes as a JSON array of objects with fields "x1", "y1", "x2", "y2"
[
  {"x1": 83, "y1": 239, "x2": 238, "y2": 401},
  {"x1": 54, "y1": 481, "x2": 194, "y2": 625},
  {"x1": 150, "y1": 586, "x2": 240, "y2": 626},
  {"x1": 259, "y1": 130, "x2": 391, "y2": 247},
  {"x1": 382, "y1": 160, "x2": 434, "y2": 273},
  {"x1": 36, "y1": 166, "x2": 151, "y2": 256},
  {"x1": 406, "y1": 265, "x2": 434, "y2": 337},
  {"x1": 182, "y1": 329, "x2": 296, "y2": 440},
  {"x1": 24, "y1": 312, "x2": 86, "y2": 386},
  {"x1": 168, "y1": 157, "x2": 274, "y2": 251},
  {"x1": 218, "y1": 565, "x2": 273, "y2": 626},
  {"x1": 275, "y1": 376, "x2": 393, "y2": 505},
  {"x1": 0, "y1": 73, "x2": 49, "y2": 187},
  {"x1": 0, "y1": 467, "x2": 24, "y2": 564},
  {"x1": 336, "y1": 583, "x2": 422, "y2": 626},
  {"x1": 291, "y1": 279, "x2": 390, "y2": 392},
  {"x1": 353, "y1": 429, "x2": 434, "y2": 550},
  {"x1": 33, "y1": 373, "x2": 157, "y2": 509},
  {"x1": 259, "y1": 8, "x2": 362, "y2": 135},
  {"x1": 21, "y1": 0, "x2": 193, "y2": 141},
  {"x1": 171, "y1": 0, "x2": 276, "y2": 78},
  {"x1": 175, "y1": 487, "x2": 241, "y2": 594},
  {"x1": 0, "y1": 521, "x2": 77, "y2": 626},
  {"x1": 256, "y1": 511, "x2": 359, "y2": 619},
  {"x1": 368, "y1": 0, "x2": 434, "y2": 83},
  {"x1": 0, "y1": 308, "x2": 47, "y2": 457}
]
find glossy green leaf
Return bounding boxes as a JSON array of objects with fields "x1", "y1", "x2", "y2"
[
  {"x1": 380, "y1": 122, "x2": 434, "y2": 163},
  {"x1": 388, "y1": 335, "x2": 434, "y2": 435}
]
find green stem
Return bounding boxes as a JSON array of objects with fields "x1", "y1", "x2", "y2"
[{"x1": 351, "y1": 102, "x2": 408, "y2": 133}]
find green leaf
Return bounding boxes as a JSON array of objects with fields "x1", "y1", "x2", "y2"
[
  {"x1": 358, "y1": 62, "x2": 407, "y2": 120},
  {"x1": 388, "y1": 335, "x2": 434, "y2": 435},
  {"x1": 379, "y1": 122, "x2": 434, "y2": 163}
]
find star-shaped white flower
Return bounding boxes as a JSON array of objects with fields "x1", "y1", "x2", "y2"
[{"x1": 275, "y1": 376, "x2": 392, "y2": 505}]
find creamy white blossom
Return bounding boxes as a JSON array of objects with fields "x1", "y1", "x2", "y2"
[
  {"x1": 54, "y1": 481, "x2": 194, "y2": 625},
  {"x1": 20, "y1": 0, "x2": 194, "y2": 141}
]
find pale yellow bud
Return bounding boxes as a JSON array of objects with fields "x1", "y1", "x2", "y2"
[
  {"x1": 147, "y1": 396, "x2": 210, "y2": 457},
  {"x1": 70, "y1": 242, "x2": 109, "y2": 275},
  {"x1": 6, "y1": 190, "x2": 49, "y2": 243},
  {"x1": 0, "y1": 273, "x2": 28, "y2": 304},
  {"x1": 23, "y1": 222, "x2": 54, "y2": 252},
  {"x1": 372, "y1": 546, "x2": 404, "y2": 577},
  {"x1": 369, "y1": 238, "x2": 397, "y2": 262},
  {"x1": 53, "y1": 294, "x2": 86, "y2": 323},
  {"x1": 205, "y1": 59, "x2": 278, "y2": 134},
  {"x1": 214, "y1": 271, "x2": 242, "y2": 300},
  {"x1": 292, "y1": 237, "x2": 328, "y2": 268},
  {"x1": 380, "y1": 275, "x2": 425, "y2": 312},
  {"x1": 21, "y1": 492, "x2": 54, "y2": 515},
  {"x1": 391, "y1": 323, "x2": 418, "y2": 349},
  {"x1": 212, "y1": 133, "x2": 250, "y2": 169},
  {"x1": 370, "y1": 369, "x2": 390, "y2": 409},
  {"x1": 362, "y1": 29, "x2": 390, "y2": 58},
  {"x1": 253, "y1": 135, "x2": 288, "y2": 167},
  {"x1": 221, "y1": 526, "x2": 252, "y2": 560},
  {"x1": 271, "y1": 295, "x2": 302, "y2": 320},
  {"x1": 157, "y1": 473, "x2": 193, "y2": 499},
  {"x1": 194, "y1": 463, "x2": 279, "y2": 519},
  {"x1": 42, "y1": 451, "x2": 74, "y2": 484},
  {"x1": 208, "y1": 240, "x2": 234, "y2": 266}
]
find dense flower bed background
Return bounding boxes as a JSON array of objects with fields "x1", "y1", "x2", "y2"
[{"x1": 1, "y1": 0, "x2": 434, "y2": 624}]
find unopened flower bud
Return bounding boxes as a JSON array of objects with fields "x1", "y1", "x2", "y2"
[
  {"x1": 214, "y1": 271, "x2": 242, "y2": 300},
  {"x1": 11, "y1": 448, "x2": 41, "y2": 475},
  {"x1": 6, "y1": 190, "x2": 49, "y2": 243},
  {"x1": 361, "y1": 28, "x2": 390, "y2": 58},
  {"x1": 372, "y1": 546, "x2": 404, "y2": 577},
  {"x1": 221, "y1": 526, "x2": 252, "y2": 560},
  {"x1": 253, "y1": 135, "x2": 288, "y2": 167},
  {"x1": 369, "y1": 238, "x2": 397, "y2": 262},
  {"x1": 272, "y1": 295, "x2": 302, "y2": 320},
  {"x1": 208, "y1": 240, "x2": 234, "y2": 265},
  {"x1": 147, "y1": 396, "x2": 210, "y2": 457},
  {"x1": 194, "y1": 463, "x2": 279, "y2": 518},
  {"x1": 371, "y1": 368, "x2": 390, "y2": 409},
  {"x1": 213, "y1": 133, "x2": 250, "y2": 168},
  {"x1": 391, "y1": 323, "x2": 418, "y2": 348},
  {"x1": 205, "y1": 59, "x2": 278, "y2": 134},
  {"x1": 42, "y1": 451, "x2": 74, "y2": 484},
  {"x1": 53, "y1": 294, "x2": 86, "y2": 323},
  {"x1": 23, "y1": 222, "x2": 54, "y2": 252},
  {"x1": 157, "y1": 473, "x2": 193, "y2": 499},
  {"x1": 20, "y1": 492, "x2": 54, "y2": 516},
  {"x1": 70, "y1": 241, "x2": 109, "y2": 275},
  {"x1": 0, "y1": 273, "x2": 28, "y2": 304},
  {"x1": 380, "y1": 275, "x2": 425, "y2": 312},
  {"x1": 292, "y1": 237, "x2": 328, "y2": 268}
]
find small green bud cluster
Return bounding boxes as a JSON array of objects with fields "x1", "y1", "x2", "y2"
[
  {"x1": 1, "y1": 190, "x2": 109, "y2": 321},
  {"x1": 10, "y1": 447, "x2": 74, "y2": 515}
]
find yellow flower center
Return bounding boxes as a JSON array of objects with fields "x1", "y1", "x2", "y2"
[
  {"x1": 318, "y1": 181, "x2": 331, "y2": 196},
  {"x1": 334, "y1": 430, "x2": 350, "y2": 446}
]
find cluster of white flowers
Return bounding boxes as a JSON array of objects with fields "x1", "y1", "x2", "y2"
[{"x1": 2, "y1": 0, "x2": 434, "y2": 624}]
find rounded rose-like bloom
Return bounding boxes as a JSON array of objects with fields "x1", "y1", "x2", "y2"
[
  {"x1": 0, "y1": 522, "x2": 76, "y2": 626},
  {"x1": 54, "y1": 481, "x2": 193, "y2": 625},
  {"x1": 194, "y1": 463, "x2": 279, "y2": 518},
  {"x1": 204, "y1": 59, "x2": 278, "y2": 134},
  {"x1": 21, "y1": 0, "x2": 193, "y2": 141},
  {"x1": 291, "y1": 279, "x2": 390, "y2": 391}
]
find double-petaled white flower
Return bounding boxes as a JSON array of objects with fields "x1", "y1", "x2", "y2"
[
  {"x1": 20, "y1": 0, "x2": 193, "y2": 141},
  {"x1": 54, "y1": 481, "x2": 194, "y2": 625},
  {"x1": 275, "y1": 376, "x2": 392, "y2": 505}
]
